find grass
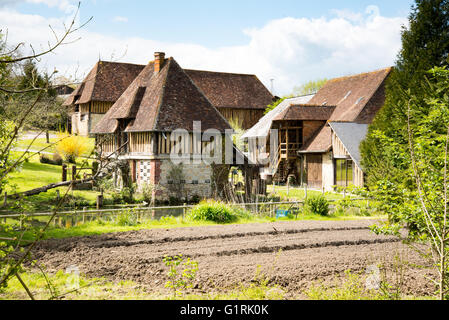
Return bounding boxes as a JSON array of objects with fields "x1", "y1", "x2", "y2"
[
  {"x1": 16, "y1": 137, "x2": 95, "y2": 157},
  {"x1": 0, "y1": 210, "x2": 385, "y2": 243},
  {"x1": 0, "y1": 270, "x2": 286, "y2": 300},
  {"x1": 4, "y1": 152, "x2": 101, "y2": 212},
  {"x1": 304, "y1": 270, "x2": 435, "y2": 301},
  {"x1": 271, "y1": 185, "x2": 358, "y2": 201}
]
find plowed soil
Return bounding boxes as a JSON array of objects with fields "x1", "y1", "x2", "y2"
[{"x1": 31, "y1": 220, "x2": 435, "y2": 298}]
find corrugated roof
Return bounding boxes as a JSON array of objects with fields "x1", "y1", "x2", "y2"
[
  {"x1": 185, "y1": 70, "x2": 273, "y2": 110},
  {"x1": 92, "y1": 57, "x2": 231, "y2": 134},
  {"x1": 241, "y1": 95, "x2": 315, "y2": 139},
  {"x1": 329, "y1": 122, "x2": 369, "y2": 168},
  {"x1": 62, "y1": 61, "x2": 145, "y2": 106}
]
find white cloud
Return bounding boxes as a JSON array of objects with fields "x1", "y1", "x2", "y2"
[
  {"x1": 0, "y1": 5, "x2": 407, "y2": 95},
  {"x1": 113, "y1": 16, "x2": 128, "y2": 23}
]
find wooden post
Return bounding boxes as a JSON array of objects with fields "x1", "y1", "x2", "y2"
[
  {"x1": 96, "y1": 194, "x2": 103, "y2": 210},
  {"x1": 3, "y1": 192, "x2": 7, "y2": 207},
  {"x1": 72, "y1": 165, "x2": 77, "y2": 181},
  {"x1": 305, "y1": 184, "x2": 308, "y2": 200},
  {"x1": 287, "y1": 178, "x2": 290, "y2": 197},
  {"x1": 56, "y1": 190, "x2": 60, "y2": 201},
  {"x1": 183, "y1": 203, "x2": 187, "y2": 220},
  {"x1": 322, "y1": 187, "x2": 325, "y2": 196},
  {"x1": 62, "y1": 164, "x2": 67, "y2": 182}
]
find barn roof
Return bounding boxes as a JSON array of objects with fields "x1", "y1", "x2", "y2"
[
  {"x1": 185, "y1": 70, "x2": 273, "y2": 110},
  {"x1": 308, "y1": 67, "x2": 392, "y2": 123},
  {"x1": 241, "y1": 95, "x2": 315, "y2": 139},
  {"x1": 329, "y1": 122, "x2": 369, "y2": 168},
  {"x1": 92, "y1": 57, "x2": 231, "y2": 134},
  {"x1": 62, "y1": 61, "x2": 145, "y2": 106},
  {"x1": 298, "y1": 126, "x2": 332, "y2": 154}
]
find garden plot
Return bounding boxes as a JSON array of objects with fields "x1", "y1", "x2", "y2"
[{"x1": 30, "y1": 220, "x2": 434, "y2": 297}]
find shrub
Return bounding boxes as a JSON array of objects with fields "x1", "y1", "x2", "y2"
[
  {"x1": 187, "y1": 201, "x2": 241, "y2": 224},
  {"x1": 55, "y1": 132, "x2": 88, "y2": 163},
  {"x1": 305, "y1": 195, "x2": 330, "y2": 216},
  {"x1": 114, "y1": 209, "x2": 139, "y2": 226}
]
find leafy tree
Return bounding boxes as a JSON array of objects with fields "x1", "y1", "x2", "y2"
[
  {"x1": 292, "y1": 78, "x2": 328, "y2": 96},
  {"x1": 371, "y1": 67, "x2": 449, "y2": 299},
  {"x1": 360, "y1": 0, "x2": 449, "y2": 299},
  {"x1": 361, "y1": 0, "x2": 449, "y2": 187},
  {"x1": 265, "y1": 78, "x2": 327, "y2": 114}
]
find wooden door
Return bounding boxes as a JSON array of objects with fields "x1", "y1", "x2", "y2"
[{"x1": 307, "y1": 154, "x2": 322, "y2": 189}]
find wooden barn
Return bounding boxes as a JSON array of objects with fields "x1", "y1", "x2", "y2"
[
  {"x1": 62, "y1": 61, "x2": 145, "y2": 136},
  {"x1": 64, "y1": 55, "x2": 273, "y2": 136},
  {"x1": 243, "y1": 67, "x2": 392, "y2": 191}
]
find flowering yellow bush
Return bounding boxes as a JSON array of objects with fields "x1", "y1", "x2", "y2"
[{"x1": 55, "y1": 132, "x2": 89, "y2": 163}]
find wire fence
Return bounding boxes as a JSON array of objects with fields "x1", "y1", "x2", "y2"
[{"x1": 0, "y1": 198, "x2": 373, "y2": 228}]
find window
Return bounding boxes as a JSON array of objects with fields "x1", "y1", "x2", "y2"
[
  {"x1": 335, "y1": 159, "x2": 353, "y2": 187},
  {"x1": 80, "y1": 114, "x2": 87, "y2": 122}
]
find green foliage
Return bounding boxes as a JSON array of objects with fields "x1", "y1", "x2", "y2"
[
  {"x1": 187, "y1": 201, "x2": 235, "y2": 223},
  {"x1": 305, "y1": 195, "x2": 330, "y2": 216},
  {"x1": 163, "y1": 255, "x2": 198, "y2": 298},
  {"x1": 166, "y1": 163, "x2": 185, "y2": 200},
  {"x1": 114, "y1": 209, "x2": 139, "y2": 227},
  {"x1": 0, "y1": 119, "x2": 16, "y2": 193},
  {"x1": 187, "y1": 200, "x2": 244, "y2": 224},
  {"x1": 292, "y1": 78, "x2": 328, "y2": 96},
  {"x1": 362, "y1": 0, "x2": 449, "y2": 188},
  {"x1": 264, "y1": 97, "x2": 285, "y2": 115},
  {"x1": 306, "y1": 270, "x2": 386, "y2": 300},
  {"x1": 111, "y1": 184, "x2": 136, "y2": 204}
]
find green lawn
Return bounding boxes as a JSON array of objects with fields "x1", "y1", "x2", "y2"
[
  {"x1": 4, "y1": 152, "x2": 101, "y2": 212},
  {"x1": 0, "y1": 269, "x2": 287, "y2": 300},
  {"x1": 271, "y1": 185, "x2": 358, "y2": 201},
  {"x1": 16, "y1": 137, "x2": 95, "y2": 157}
]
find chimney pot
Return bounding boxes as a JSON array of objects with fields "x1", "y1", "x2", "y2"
[{"x1": 154, "y1": 52, "x2": 165, "y2": 73}]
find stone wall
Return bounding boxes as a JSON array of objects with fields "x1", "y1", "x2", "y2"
[{"x1": 133, "y1": 158, "x2": 213, "y2": 201}]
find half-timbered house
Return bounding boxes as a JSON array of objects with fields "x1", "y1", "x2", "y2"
[{"x1": 64, "y1": 57, "x2": 273, "y2": 136}]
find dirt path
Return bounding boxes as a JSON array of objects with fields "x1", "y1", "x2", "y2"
[{"x1": 31, "y1": 220, "x2": 434, "y2": 297}]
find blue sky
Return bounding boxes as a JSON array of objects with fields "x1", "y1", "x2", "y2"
[
  {"x1": 1, "y1": 0, "x2": 415, "y2": 94},
  {"x1": 13, "y1": 0, "x2": 414, "y2": 47}
]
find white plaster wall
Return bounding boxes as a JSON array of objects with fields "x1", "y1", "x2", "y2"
[{"x1": 322, "y1": 152, "x2": 334, "y2": 192}]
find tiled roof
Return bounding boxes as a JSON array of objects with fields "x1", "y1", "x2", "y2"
[
  {"x1": 185, "y1": 70, "x2": 273, "y2": 110},
  {"x1": 273, "y1": 105, "x2": 336, "y2": 121},
  {"x1": 62, "y1": 61, "x2": 145, "y2": 106},
  {"x1": 298, "y1": 126, "x2": 332, "y2": 153},
  {"x1": 92, "y1": 57, "x2": 232, "y2": 134},
  {"x1": 308, "y1": 67, "x2": 392, "y2": 123},
  {"x1": 241, "y1": 95, "x2": 315, "y2": 139}
]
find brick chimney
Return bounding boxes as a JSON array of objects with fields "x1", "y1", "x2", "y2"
[{"x1": 154, "y1": 52, "x2": 165, "y2": 73}]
